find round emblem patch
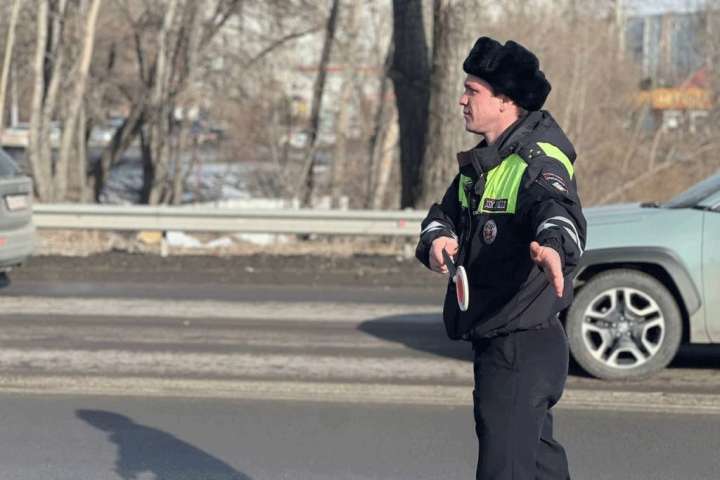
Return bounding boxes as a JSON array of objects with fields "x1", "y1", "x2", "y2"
[{"x1": 482, "y1": 219, "x2": 498, "y2": 244}]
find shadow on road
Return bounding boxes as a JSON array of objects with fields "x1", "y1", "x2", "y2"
[
  {"x1": 359, "y1": 314, "x2": 720, "y2": 377},
  {"x1": 671, "y1": 344, "x2": 720, "y2": 368},
  {"x1": 359, "y1": 313, "x2": 593, "y2": 378},
  {"x1": 76, "y1": 410, "x2": 252, "y2": 480},
  {"x1": 358, "y1": 313, "x2": 473, "y2": 362}
]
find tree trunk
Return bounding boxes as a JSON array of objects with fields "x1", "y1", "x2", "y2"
[
  {"x1": 55, "y1": 0, "x2": 102, "y2": 201},
  {"x1": 390, "y1": 0, "x2": 431, "y2": 208},
  {"x1": 295, "y1": 0, "x2": 340, "y2": 206},
  {"x1": 0, "y1": 0, "x2": 23, "y2": 133},
  {"x1": 28, "y1": 0, "x2": 51, "y2": 200},
  {"x1": 147, "y1": 0, "x2": 179, "y2": 205},
  {"x1": 370, "y1": 108, "x2": 399, "y2": 209},
  {"x1": 93, "y1": 99, "x2": 147, "y2": 201},
  {"x1": 28, "y1": 0, "x2": 69, "y2": 201},
  {"x1": 41, "y1": 0, "x2": 69, "y2": 193},
  {"x1": 365, "y1": 41, "x2": 393, "y2": 208},
  {"x1": 139, "y1": 128, "x2": 154, "y2": 204},
  {"x1": 330, "y1": 82, "x2": 352, "y2": 208},
  {"x1": 10, "y1": 63, "x2": 18, "y2": 126},
  {"x1": 169, "y1": 113, "x2": 194, "y2": 205},
  {"x1": 170, "y1": 121, "x2": 189, "y2": 205},
  {"x1": 416, "y1": 0, "x2": 475, "y2": 208},
  {"x1": 171, "y1": 0, "x2": 203, "y2": 205},
  {"x1": 330, "y1": 0, "x2": 360, "y2": 208},
  {"x1": 77, "y1": 107, "x2": 88, "y2": 202}
]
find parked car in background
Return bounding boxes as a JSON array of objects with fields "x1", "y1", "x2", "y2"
[
  {"x1": 0, "y1": 122, "x2": 61, "y2": 149},
  {"x1": 568, "y1": 170, "x2": 720, "y2": 379},
  {"x1": 0, "y1": 147, "x2": 34, "y2": 286}
]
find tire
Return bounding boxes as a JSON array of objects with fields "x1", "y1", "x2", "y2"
[{"x1": 566, "y1": 269, "x2": 682, "y2": 380}]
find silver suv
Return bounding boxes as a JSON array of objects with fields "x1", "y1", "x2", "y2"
[{"x1": 0, "y1": 147, "x2": 34, "y2": 285}]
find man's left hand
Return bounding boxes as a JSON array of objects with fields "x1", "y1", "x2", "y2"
[{"x1": 529, "y1": 241, "x2": 563, "y2": 298}]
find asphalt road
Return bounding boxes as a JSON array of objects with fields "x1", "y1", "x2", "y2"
[
  {"x1": 1, "y1": 393, "x2": 718, "y2": 480},
  {"x1": 3, "y1": 253, "x2": 720, "y2": 398},
  {"x1": 0, "y1": 253, "x2": 718, "y2": 479}
]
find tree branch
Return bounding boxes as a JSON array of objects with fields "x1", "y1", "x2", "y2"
[
  {"x1": 200, "y1": 0, "x2": 242, "y2": 48},
  {"x1": 596, "y1": 141, "x2": 720, "y2": 204},
  {"x1": 244, "y1": 26, "x2": 321, "y2": 68}
]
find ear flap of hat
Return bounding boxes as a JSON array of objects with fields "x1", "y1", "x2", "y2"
[{"x1": 463, "y1": 37, "x2": 551, "y2": 111}]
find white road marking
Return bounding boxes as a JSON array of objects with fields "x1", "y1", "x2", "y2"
[
  {"x1": 0, "y1": 348, "x2": 471, "y2": 383},
  {"x1": 0, "y1": 295, "x2": 717, "y2": 414},
  {"x1": 0, "y1": 375, "x2": 718, "y2": 414},
  {"x1": 0, "y1": 296, "x2": 439, "y2": 323},
  {"x1": 0, "y1": 324, "x2": 412, "y2": 350}
]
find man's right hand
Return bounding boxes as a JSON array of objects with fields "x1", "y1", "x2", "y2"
[{"x1": 429, "y1": 237, "x2": 459, "y2": 274}]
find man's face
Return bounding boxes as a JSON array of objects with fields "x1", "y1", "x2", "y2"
[{"x1": 459, "y1": 75, "x2": 503, "y2": 135}]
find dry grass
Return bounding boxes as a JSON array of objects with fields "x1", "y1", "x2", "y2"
[{"x1": 35, "y1": 229, "x2": 412, "y2": 257}]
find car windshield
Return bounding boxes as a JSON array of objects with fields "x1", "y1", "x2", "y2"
[
  {"x1": 663, "y1": 170, "x2": 720, "y2": 208},
  {"x1": 0, "y1": 148, "x2": 20, "y2": 177}
]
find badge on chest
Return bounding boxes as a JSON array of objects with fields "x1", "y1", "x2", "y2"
[{"x1": 482, "y1": 219, "x2": 498, "y2": 244}]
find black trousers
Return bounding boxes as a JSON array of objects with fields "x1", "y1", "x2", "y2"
[{"x1": 472, "y1": 317, "x2": 570, "y2": 479}]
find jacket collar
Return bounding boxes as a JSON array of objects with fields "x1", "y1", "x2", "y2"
[{"x1": 456, "y1": 111, "x2": 541, "y2": 176}]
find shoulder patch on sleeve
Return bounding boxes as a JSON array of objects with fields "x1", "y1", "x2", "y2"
[
  {"x1": 542, "y1": 172, "x2": 568, "y2": 193},
  {"x1": 537, "y1": 142, "x2": 574, "y2": 178}
]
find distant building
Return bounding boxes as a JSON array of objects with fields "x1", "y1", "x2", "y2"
[
  {"x1": 621, "y1": 0, "x2": 716, "y2": 132},
  {"x1": 624, "y1": 10, "x2": 707, "y2": 86}
]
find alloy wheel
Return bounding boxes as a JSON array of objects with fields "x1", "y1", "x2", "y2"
[{"x1": 581, "y1": 287, "x2": 665, "y2": 369}]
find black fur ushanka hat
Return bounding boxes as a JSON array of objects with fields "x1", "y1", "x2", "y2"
[{"x1": 463, "y1": 37, "x2": 551, "y2": 111}]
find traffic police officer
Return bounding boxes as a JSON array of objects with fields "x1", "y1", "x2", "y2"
[{"x1": 416, "y1": 37, "x2": 586, "y2": 479}]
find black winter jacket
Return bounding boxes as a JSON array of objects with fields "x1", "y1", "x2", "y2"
[{"x1": 416, "y1": 111, "x2": 587, "y2": 340}]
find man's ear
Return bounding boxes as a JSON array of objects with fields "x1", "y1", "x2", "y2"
[
  {"x1": 498, "y1": 94, "x2": 515, "y2": 106},
  {"x1": 496, "y1": 94, "x2": 511, "y2": 112},
  {"x1": 499, "y1": 94, "x2": 523, "y2": 114}
]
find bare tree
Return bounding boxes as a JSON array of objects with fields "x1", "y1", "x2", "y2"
[
  {"x1": 0, "y1": 0, "x2": 24, "y2": 133},
  {"x1": 54, "y1": 0, "x2": 103, "y2": 201},
  {"x1": 364, "y1": 36, "x2": 395, "y2": 208},
  {"x1": 145, "y1": 0, "x2": 179, "y2": 205},
  {"x1": 329, "y1": 0, "x2": 360, "y2": 208},
  {"x1": 170, "y1": 1, "x2": 204, "y2": 204},
  {"x1": 27, "y1": 0, "x2": 53, "y2": 200},
  {"x1": 294, "y1": 0, "x2": 340, "y2": 207},
  {"x1": 93, "y1": 0, "x2": 242, "y2": 204},
  {"x1": 389, "y1": 0, "x2": 431, "y2": 208},
  {"x1": 416, "y1": 0, "x2": 478, "y2": 208},
  {"x1": 369, "y1": 106, "x2": 399, "y2": 209}
]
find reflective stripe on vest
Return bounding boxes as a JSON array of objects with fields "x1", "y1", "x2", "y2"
[
  {"x1": 458, "y1": 174, "x2": 473, "y2": 208},
  {"x1": 456, "y1": 142, "x2": 571, "y2": 214},
  {"x1": 479, "y1": 153, "x2": 527, "y2": 214},
  {"x1": 537, "y1": 142, "x2": 574, "y2": 178}
]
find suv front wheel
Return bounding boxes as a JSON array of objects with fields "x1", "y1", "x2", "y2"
[{"x1": 566, "y1": 269, "x2": 682, "y2": 380}]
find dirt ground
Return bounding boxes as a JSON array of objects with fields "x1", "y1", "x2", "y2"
[{"x1": 17, "y1": 230, "x2": 445, "y2": 289}]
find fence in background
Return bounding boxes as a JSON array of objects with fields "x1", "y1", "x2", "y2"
[{"x1": 32, "y1": 204, "x2": 426, "y2": 237}]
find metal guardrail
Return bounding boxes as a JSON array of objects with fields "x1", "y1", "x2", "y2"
[{"x1": 32, "y1": 204, "x2": 426, "y2": 237}]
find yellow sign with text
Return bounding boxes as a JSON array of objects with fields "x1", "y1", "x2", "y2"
[{"x1": 636, "y1": 87, "x2": 713, "y2": 110}]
